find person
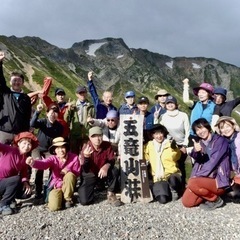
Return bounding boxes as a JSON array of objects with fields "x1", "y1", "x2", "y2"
[
  {"x1": 144, "y1": 124, "x2": 182, "y2": 204},
  {"x1": 182, "y1": 118, "x2": 231, "y2": 210},
  {"x1": 30, "y1": 102, "x2": 64, "y2": 202},
  {"x1": 119, "y1": 91, "x2": 138, "y2": 115},
  {"x1": 26, "y1": 137, "x2": 80, "y2": 211},
  {"x1": 136, "y1": 96, "x2": 154, "y2": 143},
  {"x1": 78, "y1": 126, "x2": 121, "y2": 206},
  {"x1": 87, "y1": 71, "x2": 117, "y2": 119},
  {"x1": 42, "y1": 86, "x2": 70, "y2": 138},
  {"x1": 0, "y1": 51, "x2": 32, "y2": 144},
  {"x1": 159, "y1": 96, "x2": 190, "y2": 186},
  {"x1": 215, "y1": 116, "x2": 240, "y2": 201},
  {"x1": 87, "y1": 110, "x2": 121, "y2": 155},
  {"x1": 0, "y1": 131, "x2": 38, "y2": 215},
  {"x1": 211, "y1": 87, "x2": 240, "y2": 127},
  {"x1": 150, "y1": 89, "x2": 170, "y2": 117},
  {"x1": 182, "y1": 78, "x2": 215, "y2": 144},
  {"x1": 67, "y1": 85, "x2": 95, "y2": 154}
]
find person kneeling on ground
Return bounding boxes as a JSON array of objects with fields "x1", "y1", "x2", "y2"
[
  {"x1": 78, "y1": 126, "x2": 122, "y2": 207},
  {"x1": 0, "y1": 132, "x2": 38, "y2": 216},
  {"x1": 182, "y1": 118, "x2": 231, "y2": 210},
  {"x1": 26, "y1": 137, "x2": 80, "y2": 211},
  {"x1": 144, "y1": 124, "x2": 182, "y2": 204}
]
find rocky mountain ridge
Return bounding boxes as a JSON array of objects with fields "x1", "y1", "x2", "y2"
[{"x1": 0, "y1": 35, "x2": 240, "y2": 115}]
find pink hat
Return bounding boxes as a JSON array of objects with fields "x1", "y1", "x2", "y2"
[{"x1": 193, "y1": 83, "x2": 214, "y2": 96}]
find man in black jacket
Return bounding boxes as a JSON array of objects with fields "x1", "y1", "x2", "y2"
[{"x1": 0, "y1": 52, "x2": 32, "y2": 144}]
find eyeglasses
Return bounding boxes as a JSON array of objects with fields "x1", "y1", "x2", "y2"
[
  {"x1": 107, "y1": 119, "x2": 115, "y2": 122},
  {"x1": 158, "y1": 95, "x2": 168, "y2": 97}
]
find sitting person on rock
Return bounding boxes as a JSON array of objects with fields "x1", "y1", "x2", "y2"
[
  {"x1": 144, "y1": 124, "x2": 182, "y2": 204},
  {"x1": 78, "y1": 126, "x2": 121, "y2": 207},
  {"x1": 0, "y1": 132, "x2": 38, "y2": 216},
  {"x1": 26, "y1": 137, "x2": 80, "y2": 211},
  {"x1": 182, "y1": 118, "x2": 231, "y2": 210}
]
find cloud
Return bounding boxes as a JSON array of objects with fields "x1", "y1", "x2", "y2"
[{"x1": 1, "y1": 0, "x2": 240, "y2": 66}]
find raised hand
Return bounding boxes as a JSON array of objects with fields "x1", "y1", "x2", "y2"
[
  {"x1": 88, "y1": 71, "x2": 93, "y2": 81},
  {"x1": 192, "y1": 139, "x2": 202, "y2": 152},
  {"x1": 36, "y1": 99, "x2": 44, "y2": 112},
  {"x1": 26, "y1": 156, "x2": 35, "y2": 167},
  {"x1": 0, "y1": 51, "x2": 5, "y2": 61},
  {"x1": 83, "y1": 144, "x2": 93, "y2": 158}
]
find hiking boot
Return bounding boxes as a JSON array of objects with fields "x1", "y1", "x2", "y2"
[
  {"x1": 199, "y1": 197, "x2": 224, "y2": 211},
  {"x1": 170, "y1": 189, "x2": 179, "y2": 201},
  {"x1": 65, "y1": 200, "x2": 73, "y2": 209},
  {"x1": 107, "y1": 191, "x2": 122, "y2": 207},
  {"x1": 0, "y1": 205, "x2": 13, "y2": 216}
]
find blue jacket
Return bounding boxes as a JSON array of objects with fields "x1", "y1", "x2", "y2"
[
  {"x1": 190, "y1": 100, "x2": 215, "y2": 135},
  {"x1": 119, "y1": 103, "x2": 138, "y2": 115},
  {"x1": 190, "y1": 134, "x2": 231, "y2": 189},
  {"x1": 87, "y1": 81, "x2": 117, "y2": 119}
]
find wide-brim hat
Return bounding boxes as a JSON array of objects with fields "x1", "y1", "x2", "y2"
[
  {"x1": 193, "y1": 82, "x2": 214, "y2": 96},
  {"x1": 14, "y1": 132, "x2": 39, "y2": 151},
  {"x1": 49, "y1": 137, "x2": 69, "y2": 155},
  {"x1": 214, "y1": 87, "x2": 227, "y2": 98},
  {"x1": 154, "y1": 89, "x2": 169, "y2": 100},
  {"x1": 215, "y1": 116, "x2": 240, "y2": 134}
]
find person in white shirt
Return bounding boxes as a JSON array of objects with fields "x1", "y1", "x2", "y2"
[{"x1": 159, "y1": 95, "x2": 190, "y2": 186}]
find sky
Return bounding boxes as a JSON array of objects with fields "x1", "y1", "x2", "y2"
[{"x1": 1, "y1": 0, "x2": 240, "y2": 67}]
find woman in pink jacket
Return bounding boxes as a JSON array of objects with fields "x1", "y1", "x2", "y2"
[
  {"x1": 26, "y1": 137, "x2": 81, "y2": 211},
  {"x1": 0, "y1": 131, "x2": 38, "y2": 216}
]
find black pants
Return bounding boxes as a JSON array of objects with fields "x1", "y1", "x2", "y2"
[
  {"x1": 151, "y1": 173, "x2": 182, "y2": 203},
  {"x1": 0, "y1": 175, "x2": 21, "y2": 207},
  {"x1": 177, "y1": 151, "x2": 188, "y2": 186},
  {"x1": 78, "y1": 166, "x2": 119, "y2": 205}
]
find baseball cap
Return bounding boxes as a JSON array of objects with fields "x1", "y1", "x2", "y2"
[
  {"x1": 165, "y1": 96, "x2": 178, "y2": 105},
  {"x1": 89, "y1": 126, "x2": 103, "y2": 137},
  {"x1": 137, "y1": 96, "x2": 149, "y2": 104},
  {"x1": 76, "y1": 86, "x2": 87, "y2": 94},
  {"x1": 125, "y1": 91, "x2": 135, "y2": 98},
  {"x1": 214, "y1": 87, "x2": 227, "y2": 98},
  {"x1": 55, "y1": 88, "x2": 66, "y2": 96}
]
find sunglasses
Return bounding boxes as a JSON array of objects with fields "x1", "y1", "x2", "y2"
[
  {"x1": 107, "y1": 119, "x2": 115, "y2": 122},
  {"x1": 158, "y1": 95, "x2": 168, "y2": 97}
]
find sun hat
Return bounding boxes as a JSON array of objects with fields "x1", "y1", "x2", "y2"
[
  {"x1": 165, "y1": 96, "x2": 178, "y2": 105},
  {"x1": 125, "y1": 91, "x2": 135, "y2": 98},
  {"x1": 154, "y1": 89, "x2": 169, "y2": 100},
  {"x1": 89, "y1": 126, "x2": 103, "y2": 137},
  {"x1": 14, "y1": 132, "x2": 39, "y2": 151},
  {"x1": 214, "y1": 87, "x2": 227, "y2": 98},
  {"x1": 48, "y1": 137, "x2": 69, "y2": 155},
  {"x1": 215, "y1": 116, "x2": 240, "y2": 134},
  {"x1": 193, "y1": 83, "x2": 214, "y2": 96},
  {"x1": 106, "y1": 110, "x2": 119, "y2": 119}
]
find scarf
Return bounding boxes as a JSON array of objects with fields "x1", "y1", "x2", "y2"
[{"x1": 153, "y1": 139, "x2": 167, "y2": 180}]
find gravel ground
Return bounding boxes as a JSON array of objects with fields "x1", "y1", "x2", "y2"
[{"x1": 0, "y1": 194, "x2": 240, "y2": 240}]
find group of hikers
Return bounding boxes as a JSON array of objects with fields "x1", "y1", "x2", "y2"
[{"x1": 1, "y1": 50, "x2": 240, "y2": 216}]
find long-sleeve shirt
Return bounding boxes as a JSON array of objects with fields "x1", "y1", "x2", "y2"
[
  {"x1": 0, "y1": 62, "x2": 31, "y2": 134},
  {"x1": 81, "y1": 141, "x2": 115, "y2": 175},
  {"x1": 32, "y1": 152, "x2": 81, "y2": 189},
  {"x1": 0, "y1": 143, "x2": 28, "y2": 182},
  {"x1": 160, "y1": 110, "x2": 190, "y2": 146},
  {"x1": 87, "y1": 80, "x2": 117, "y2": 119},
  {"x1": 30, "y1": 111, "x2": 63, "y2": 152}
]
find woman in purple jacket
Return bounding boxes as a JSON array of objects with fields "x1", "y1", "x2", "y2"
[
  {"x1": 26, "y1": 137, "x2": 81, "y2": 211},
  {"x1": 215, "y1": 116, "x2": 240, "y2": 202},
  {"x1": 182, "y1": 118, "x2": 231, "y2": 210}
]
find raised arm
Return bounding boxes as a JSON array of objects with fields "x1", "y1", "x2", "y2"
[
  {"x1": 182, "y1": 78, "x2": 194, "y2": 107},
  {"x1": 87, "y1": 71, "x2": 100, "y2": 108}
]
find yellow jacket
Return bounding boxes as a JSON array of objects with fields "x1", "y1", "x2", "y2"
[{"x1": 144, "y1": 140, "x2": 181, "y2": 183}]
